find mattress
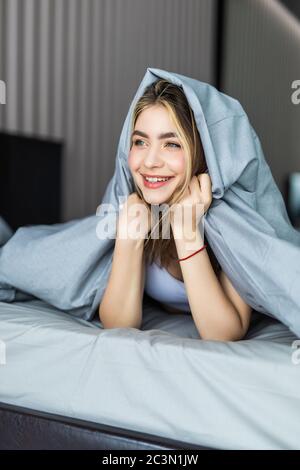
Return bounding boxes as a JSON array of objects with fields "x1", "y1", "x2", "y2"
[{"x1": 0, "y1": 295, "x2": 299, "y2": 450}]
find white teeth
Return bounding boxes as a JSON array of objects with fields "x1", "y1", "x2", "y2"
[{"x1": 145, "y1": 176, "x2": 171, "y2": 182}]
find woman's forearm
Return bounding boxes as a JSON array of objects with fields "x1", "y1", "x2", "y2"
[
  {"x1": 99, "y1": 238, "x2": 145, "y2": 329},
  {"x1": 173, "y1": 226, "x2": 243, "y2": 341}
]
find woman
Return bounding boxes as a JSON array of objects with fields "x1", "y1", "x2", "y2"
[{"x1": 99, "y1": 79, "x2": 252, "y2": 341}]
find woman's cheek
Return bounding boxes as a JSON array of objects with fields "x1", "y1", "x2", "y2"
[
  {"x1": 172, "y1": 154, "x2": 186, "y2": 174},
  {"x1": 128, "y1": 152, "x2": 139, "y2": 172}
]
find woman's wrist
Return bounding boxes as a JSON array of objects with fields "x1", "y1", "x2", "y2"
[{"x1": 172, "y1": 225, "x2": 204, "y2": 259}]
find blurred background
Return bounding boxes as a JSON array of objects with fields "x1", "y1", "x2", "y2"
[{"x1": 0, "y1": 0, "x2": 299, "y2": 230}]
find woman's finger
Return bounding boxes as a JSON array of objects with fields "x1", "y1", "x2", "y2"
[
  {"x1": 198, "y1": 174, "x2": 211, "y2": 199},
  {"x1": 189, "y1": 175, "x2": 199, "y2": 195}
]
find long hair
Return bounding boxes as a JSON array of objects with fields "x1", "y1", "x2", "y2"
[{"x1": 129, "y1": 79, "x2": 220, "y2": 276}]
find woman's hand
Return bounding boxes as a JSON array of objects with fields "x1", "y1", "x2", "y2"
[
  {"x1": 170, "y1": 173, "x2": 212, "y2": 235},
  {"x1": 117, "y1": 192, "x2": 152, "y2": 243}
]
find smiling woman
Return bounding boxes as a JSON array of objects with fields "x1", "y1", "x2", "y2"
[
  {"x1": 100, "y1": 78, "x2": 253, "y2": 341},
  {"x1": 127, "y1": 79, "x2": 216, "y2": 272},
  {"x1": 130, "y1": 122, "x2": 185, "y2": 194}
]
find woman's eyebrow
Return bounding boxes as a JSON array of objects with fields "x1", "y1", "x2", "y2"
[{"x1": 131, "y1": 130, "x2": 179, "y2": 139}]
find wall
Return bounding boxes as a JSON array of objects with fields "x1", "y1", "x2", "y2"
[
  {"x1": 0, "y1": 0, "x2": 217, "y2": 221},
  {"x1": 221, "y1": 0, "x2": 300, "y2": 197}
]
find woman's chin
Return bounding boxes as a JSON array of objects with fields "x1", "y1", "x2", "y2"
[
  {"x1": 142, "y1": 192, "x2": 170, "y2": 205},
  {"x1": 139, "y1": 183, "x2": 176, "y2": 203}
]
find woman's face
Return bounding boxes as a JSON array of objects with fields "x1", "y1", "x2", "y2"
[{"x1": 128, "y1": 104, "x2": 187, "y2": 205}]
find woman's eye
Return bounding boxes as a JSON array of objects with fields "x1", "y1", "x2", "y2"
[
  {"x1": 166, "y1": 142, "x2": 181, "y2": 148},
  {"x1": 132, "y1": 139, "x2": 181, "y2": 149},
  {"x1": 133, "y1": 139, "x2": 145, "y2": 146}
]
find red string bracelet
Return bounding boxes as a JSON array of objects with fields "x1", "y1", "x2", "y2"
[{"x1": 177, "y1": 244, "x2": 207, "y2": 262}]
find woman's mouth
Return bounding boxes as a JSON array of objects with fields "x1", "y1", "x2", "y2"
[{"x1": 141, "y1": 175, "x2": 175, "y2": 189}]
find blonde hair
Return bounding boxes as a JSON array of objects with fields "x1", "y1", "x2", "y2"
[{"x1": 129, "y1": 79, "x2": 220, "y2": 275}]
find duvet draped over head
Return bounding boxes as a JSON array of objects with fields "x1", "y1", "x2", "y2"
[{"x1": 0, "y1": 67, "x2": 299, "y2": 335}]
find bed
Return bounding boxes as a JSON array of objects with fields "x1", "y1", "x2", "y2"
[{"x1": 0, "y1": 293, "x2": 299, "y2": 450}]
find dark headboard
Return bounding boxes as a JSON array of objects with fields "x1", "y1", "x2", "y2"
[{"x1": 0, "y1": 131, "x2": 63, "y2": 231}]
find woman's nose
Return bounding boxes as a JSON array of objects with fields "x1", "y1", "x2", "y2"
[{"x1": 143, "y1": 145, "x2": 163, "y2": 167}]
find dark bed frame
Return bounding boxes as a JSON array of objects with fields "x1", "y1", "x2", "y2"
[{"x1": 0, "y1": 401, "x2": 212, "y2": 450}]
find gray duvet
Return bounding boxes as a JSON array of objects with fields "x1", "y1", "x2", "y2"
[{"x1": 0, "y1": 67, "x2": 299, "y2": 336}]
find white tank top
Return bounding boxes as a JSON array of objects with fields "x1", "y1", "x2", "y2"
[{"x1": 144, "y1": 261, "x2": 191, "y2": 313}]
